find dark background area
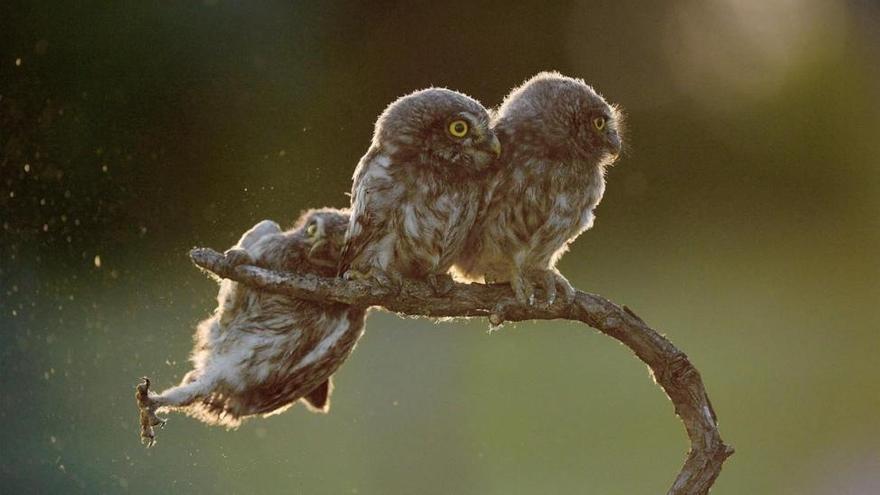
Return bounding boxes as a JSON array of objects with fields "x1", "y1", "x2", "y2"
[{"x1": 2, "y1": 1, "x2": 879, "y2": 493}]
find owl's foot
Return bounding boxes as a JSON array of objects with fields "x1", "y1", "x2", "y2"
[
  {"x1": 223, "y1": 247, "x2": 254, "y2": 268},
  {"x1": 136, "y1": 378, "x2": 167, "y2": 448},
  {"x1": 510, "y1": 272, "x2": 537, "y2": 306},
  {"x1": 510, "y1": 269, "x2": 575, "y2": 306},
  {"x1": 536, "y1": 269, "x2": 575, "y2": 306},
  {"x1": 427, "y1": 273, "x2": 455, "y2": 296}
]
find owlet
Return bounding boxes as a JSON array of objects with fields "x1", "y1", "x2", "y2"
[
  {"x1": 454, "y1": 72, "x2": 623, "y2": 305},
  {"x1": 136, "y1": 208, "x2": 365, "y2": 446},
  {"x1": 338, "y1": 88, "x2": 501, "y2": 294}
]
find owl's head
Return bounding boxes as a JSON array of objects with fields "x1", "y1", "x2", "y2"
[
  {"x1": 496, "y1": 71, "x2": 624, "y2": 166},
  {"x1": 373, "y1": 88, "x2": 501, "y2": 174},
  {"x1": 289, "y1": 208, "x2": 351, "y2": 274}
]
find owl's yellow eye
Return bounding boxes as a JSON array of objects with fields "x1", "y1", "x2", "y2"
[
  {"x1": 448, "y1": 120, "x2": 469, "y2": 138},
  {"x1": 306, "y1": 222, "x2": 318, "y2": 237},
  {"x1": 592, "y1": 116, "x2": 606, "y2": 131}
]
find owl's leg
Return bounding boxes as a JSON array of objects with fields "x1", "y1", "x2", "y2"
[
  {"x1": 509, "y1": 268, "x2": 575, "y2": 306},
  {"x1": 152, "y1": 378, "x2": 215, "y2": 409},
  {"x1": 135, "y1": 373, "x2": 217, "y2": 447}
]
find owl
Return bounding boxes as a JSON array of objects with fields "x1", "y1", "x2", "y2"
[
  {"x1": 136, "y1": 208, "x2": 365, "y2": 446},
  {"x1": 337, "y1": 88, "x2": 501, "y2": 294},
  {"x1": 454, "y1": 72, "x2": 623, "y2": 305}
]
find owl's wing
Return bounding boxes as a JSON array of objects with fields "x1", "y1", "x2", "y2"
[{"x1": 337, "y1": 150, "x2": 397, "y2": 276}]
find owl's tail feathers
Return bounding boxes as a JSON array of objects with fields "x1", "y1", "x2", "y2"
[{"x1": 300, "y1": 378, "x2": 333, "y2": 414}]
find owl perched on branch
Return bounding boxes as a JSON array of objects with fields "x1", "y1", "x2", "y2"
[
  {"x1": 137, "y1": 208, "x2": 364, "y2": 446},
  {"x1": 338, "y1": 88, "x2": 501, "y2": 294},
  {"x1": 454, "y1": 72, "x2": 624, "y2": 305}
]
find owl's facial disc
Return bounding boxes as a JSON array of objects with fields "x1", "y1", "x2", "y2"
[
  {"x1": 306, "y1": 217, "x2": 333, "y2": 267},
  {"x1": 306, "y1": 214, "x2": 349, "y2": 268},
  {"x1": 578, "y1": 106, "x2": 621, "y2": 161}
]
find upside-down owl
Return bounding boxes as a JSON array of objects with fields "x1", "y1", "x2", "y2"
[
  {"x1": 455, "y1": 72, "x2": 623, "y2": 305},
  {"x1": 136, "y1": 208, "x2": 364, "y2": 446},
  {"x1": 338, "y1": 88, "x2": 501, "y2": 294}
]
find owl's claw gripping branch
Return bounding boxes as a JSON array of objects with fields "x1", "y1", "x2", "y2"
[
  {"x1": 136, "y1": 378, "x2": 166, "y2": 448},
  {"x1": 189, "y1": 246, "x2": 733, "y2": 495}
]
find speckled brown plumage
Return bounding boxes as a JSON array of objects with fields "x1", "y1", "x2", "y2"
[
  {"x1": 338, "y1": 88, "x2": 500, "y2": 294},
  {"x1": 137, "y1": 208, "x2": 365, "y2": 445},
  {"x1": 454, "y1": 72, "x2": 624, "y2": 305}
]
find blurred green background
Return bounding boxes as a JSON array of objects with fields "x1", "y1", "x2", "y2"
[{"x1": 2, "y1": 1, "x2": 878, "y2": 493}]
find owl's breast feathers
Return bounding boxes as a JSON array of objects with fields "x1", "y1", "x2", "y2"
[
  {"x1": 195, "y1": 305, "x2": 366, "y2": 422},
  {"x1": 342, "y1": 149, "x2": 481, "y2": 276},
  {"x1": 458, "y1": 154, "x2": 605, "y2": 277}
]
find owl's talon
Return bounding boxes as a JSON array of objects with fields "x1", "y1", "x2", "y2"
[
  {"x1": 509, "y1": 274, "x2": 534, "y2": 306},
  {"x1": 136, "y1": 377, "x2": 167, "y2": 448},
  {"x1": 539, "y1": 270, "x2": 558, "y2": 306},
  {"x1": 342, "y1": 269, "x2": 369, "y2": 282},
  {"x1": 342, "y1": 269, "x2": 366, "y2": 282}
]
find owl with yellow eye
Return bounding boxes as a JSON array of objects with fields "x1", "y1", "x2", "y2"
[
  {"x1": 136, "y1": 208, "x2": 367, "y2": 446},
  {"x1": 454, "y1": 72, "x2": 624, "y2": 305},
  {"x1": 338, "y1": 88, "x2": 501, "y2": 294}
]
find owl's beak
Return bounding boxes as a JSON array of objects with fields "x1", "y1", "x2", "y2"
[
  {"x1": 486, "y1": 134, "x2": 502, "y2": 157},
  {"x1": 308, "y1": 239, "x2": 327, "y2": 259},
  {"x1": 606, "y1": 132, "x2": 621, "y2": 156}
]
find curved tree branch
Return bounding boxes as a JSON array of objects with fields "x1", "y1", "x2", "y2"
[{"x1": 190, "y1": 247, "x2": 734, "y2": 494}]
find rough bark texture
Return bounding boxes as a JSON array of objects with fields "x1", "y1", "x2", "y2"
[{"x1": 190, "y1": 247, "x2": 734, "y2": 494}]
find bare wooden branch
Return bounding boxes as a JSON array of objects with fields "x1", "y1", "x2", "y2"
[{"x1": 190, "y1": 247, "x2": 734, "y2": 494}]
